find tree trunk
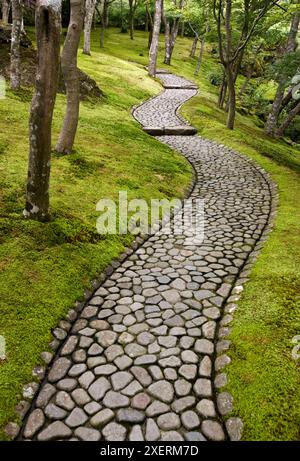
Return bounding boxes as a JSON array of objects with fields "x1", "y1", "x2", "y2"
[
  {"x1": 274, "y1": 100, "x2": 300, "y2": 138},
  {"x1": 56, "y1": 0, "x2": 84, "y2": 154},
  {"x1": 83, "y1": 0, "x2": 97, "y2": 55},
  {"x1": 10, "y1": 0, "x2": 22, "y2": 90},
  {"x1": 194, "y1": 35, "x2": 205, "y2": 76},
  {"x1": 100, "y1": 0, "x2": 108, "y2": 48},
  {"x1": 104, "y1": 2, "x2": 109, "y2": 27},
  {"x1": 190, "y1": 35, "x2": 197, "y2": 57},
  {"x1": 265, "y1": 8, "x2": 300, "y2": 135},
  {"x1": 129, "y1": 0, "x2": 134, "y2": 40},
  {"x1": 238, "y1": 67, "x2": 253, "y2": 97},
  {"x1": 24, "y1": 0, "x2": 61, "y2": 221},
  {"x1": 163, "y1": 19, "x2": 171, "y2": 64},
  {"x1": 148, "y1": 0, "x2": 162, "y2": 77},
  {"x1": 218, "y1": 75, "x2": 227, "y2": 109},
  {"x1": 2, "y1": 0, "x2": 11, "y2": 23},
  {"x1": 180, "y1": 20, "x2": 184, "y2": 37},
  {"x1": 165, "y1": 18, "x2": 180, "y2": 64},
  {"x1": 226, "y1": 64, "x2": 236, "y2": 129},
  {"x1": 145, "y1": 8, "x2": 149, "y2": 32}
]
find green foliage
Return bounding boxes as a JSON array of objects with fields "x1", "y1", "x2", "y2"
[{"x1": 208, "y1": 70, "x2": 223, "y2": 86}]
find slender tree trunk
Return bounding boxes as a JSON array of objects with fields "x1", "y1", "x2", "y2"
[
  {"x1": 265, "y1": 8, "x2": 300, "y2": 135},
  {"x1": 148, "y1": 0, "x2": 162, "y2": 77},
  {"x1": 83, "y1": 0, "x2": 97, "y2": 55},
  {"x1": 190, "y1": 35, "x2": 198, "y2": 57},
  {"x1": 180, "y1": 20, "x2": 184, "y2": 37},
  {"x1": 104, "y1": 2, "x2": 109, "y2": 26},
  {"x1": 194, "y1": 35, "x2": 205, "y2": 75},
  {"x1": 163, "y1": 19, "x2": 171, "y2": 64},
  {"x1": 226, "y1": 64, "x2": 236, "y2": 129},
  {"x1": 2, "y1": 0, "x2": 11, "y2": 23},
  {"x1": 128, "y1": 0, "x2": 135, "y2": 39},
  {"x1": 238, "y1": 67, "x2": 253, "y2": 97},
  {"x1": 24, "y1": 0, "x2": 61, "y2": 221},
  {"x1": 100, "y1": 0, "x2": 108, "y2": 48},
  {"x1": 163, "y1": 18, "x2": 180, "y2": 64},
  {"x1": 218, "y1": 75, "x2": 227, "y2": 108},
  {"x1": 10, "y1": 0, "x2": 22, "y2": 90},
  {"x1": 56, "y1": 0, "x2": 84, "y2": 154},
  {"x1": 145, "y1": 7, "x2": 149, "y2": 32}
]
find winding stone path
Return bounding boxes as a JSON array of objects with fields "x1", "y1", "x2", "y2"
[{"x1": 20, "y1": 71, "x2": 272, "y2": 441}]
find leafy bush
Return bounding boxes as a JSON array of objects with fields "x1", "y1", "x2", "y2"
[{"x1": 208, "y1": 71, "x2": 223, "y2": 86}]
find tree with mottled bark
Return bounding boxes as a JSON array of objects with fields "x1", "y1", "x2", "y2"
[
  {"x1": 83, "y1": 0, "x2": 97, "y2": 55},
  {"x1": 162, "y1": 0, "x2": 184, "y2": 65},
  {"x1": 10, "y1": 0, "x2": 22, "y2": 90},
  {"x1": 56, "y1": 0, "x2": 85, "y2": 154},
  {"x1": 213, "y1": 0, "x2": 274, "y2": 129},
  {"x1": 190, "y1": 34, "x2": 197, "y2": 57},
  {"x1": 1, "y1": 0, "x2": 11, "y2": 22},
  {"x1": 128, "y1": 0, "x2": 141, "y2": 39},
  {"x1": 97, "y1": 0, "x2": 115, "y2": 48},
  {"x1": 24, "y1": 0, "x2": 61, "y2": 221},
  {"x1": 146, "y1": 0, "x2": 153, "y2": 49},
  {"x1": 148, "y1": 0, "x2": 162, "y2": 76},
  {"x1": 265, "y1": 3, "x2": 300, "y2": 135}
]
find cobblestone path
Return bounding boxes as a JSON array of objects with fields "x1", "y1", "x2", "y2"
[{"x1": 20, "y1": 72, "x2": 272, "y2": 441}]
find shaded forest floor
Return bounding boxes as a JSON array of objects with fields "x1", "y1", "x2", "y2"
[{"x1": 0, "y1": 27, "x2": 299, "y2": 440}]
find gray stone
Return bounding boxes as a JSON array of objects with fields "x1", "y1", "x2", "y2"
[
  {"x1": 174, "y1": 377, "x2": 192, "y2": 397},
  {"x1": 185, "y1": 432, "x2": 206, "y2": 441},
  {"x1": 217, "y1": 391, "x2": 233, "y2": 415},
  {"x1": 103, "y1": 391, "x2": 130, "y2": 408},
  {"x1": 75, "y1": 427, "x2": 101, "y2": 441},
  {"x1": 78, "y1": 371, "x2": 95, "y2": 389},
  {"x1": 24, "y1": 409, "x2": 45, "y2": 438},
  {"x1": 71, "y1": 388, "x2": 91, "y2": 406},
  {"x1": 117, "y1": 408, "x2": 145, "y2": 423},
  {"x1": 84, "y1": 401, "x2": 101, "y2": 415},
  {"x1": 178, "y1": 364, "x2": 197, "y2": 380},
  {"x1": 181, "y1": 410, "x2": 200, "y2": 430},
  {"x1": 194, "y1": 339, "x2": 214, "y2": 355},
  {"x1": 129, "y1": 425, "x2": 144, "y2": 441},
  {"x1": 88, "y1": 377, "x2": 111, "y2": 401},
  {"x1": 61, "y1": 336, "x2": 78, "y2": 356},
  {"x1": 111, "y1": 371, "x2": 133, "y2": 391},
  {"x1": 95, "y1": 364, "x2": 117, "y2": 376},
  {"x1": 90, "y1": 408, "x2": 114, "y2": 428},
  {"x1": 145, "y1": 418, "x2": 160, "y2": 441},
  {"x1": 102, "y1": 422, "x2": 127, "y2": 441},
  {"x1": 131, "y1": 366, "x2": 152, "y2": 386},
  {"x1": 201, "y1": 420, "x2": 225, "y2": 441},
  {"x1": 157, "y1": 412, "x2": 180, "y2": 430},
  {"x1": 48, "y1": 358, "x2": 71, "y2": 382},
  {"x1": 96, "y1": 330, "x2": 117, "y2": 347},
  {"x1": 146, "y1": 401, "x2": 170, "y2": 417},
  {"x1": 57, "y1": 378, "x2": 77, "y2": 391},
  {"x1": 172, "y1": 396, "x2": 196, "y2": 413},
  {"x1": 193, "y1": 378, "x2": 212, "y2": 397},
  {"x1": 196, "y1": 399, "x2": 216, "y2": 418},
  {"x1": 104, "y1": 344, "x2": 123, "y2": 361},
  {"x1": 199, "y1": 356, "x2": 212, "y2": 377},
  {"x1": 161, "y1": 431, "x2": 184, "y2": 441},
  {"x1": 226, "y1": 417, "x2": 243, "y2": 441},
  {"x1": 36, "y1": 383, "x2": 56, "y2": 408},
  {"x1": 38, "y1": 421, "x2": 72, "y2": 441},
  {"x1": 65, "y1": 408, "x2": 88, "y2": 428},
  {"x1": 45, "y1": 403, "x2": 67, "y2": 420},
  {"x1": 148, "y1": 380, "x2": 174, "y2": 403}
]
